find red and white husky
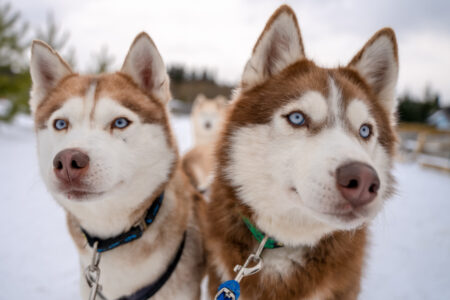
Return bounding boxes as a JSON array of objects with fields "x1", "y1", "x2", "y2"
[
  {"x1": 30, "y1": 33, "x2": 204, "y2": 299},
  {"x1": 205, "y1": 5, "x2": 398, "y2": 299}
]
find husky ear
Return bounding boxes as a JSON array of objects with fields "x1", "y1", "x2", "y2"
[
  {"x1": 348, "y1": 28, "x2": 399, "y2": 114},
  {"x1": 121, "y1": 32, "x2": 171, "y2": 104},
  {"x1": 241, "y1": 5, "x2": 305, "y2": 90},
  {"x1": 29, "y1": 40, "x2": 73, "y2": 114},
  {"x1": 215, "y1": 95, "x2": 228, "y2": 107},
  {"x1": 194, "y1": 94, "x2": 207, "y2": 106}
]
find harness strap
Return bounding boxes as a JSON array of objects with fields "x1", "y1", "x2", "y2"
[
  {"x1": 82, "y1": 192, "x2": 164, "y2": 253},
  {"x1": 118, "y1": 232, "x2": 187, "y2": 300}
]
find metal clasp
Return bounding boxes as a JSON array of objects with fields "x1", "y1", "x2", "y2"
[
  {"x1": 214, "y1": 236, "x2": 269, "y2": 300},
  {"x1": 84, "y1": 242, "x2": 107, "y2": 300},
  {"x1": 233, "y1": 254, "x2": 263, "y2": 282},
  {"x1": 233, "y1": 235, "x2": 268, "y2": 282},
  {"x1": 135, "y1": 217, "x2": 147, "y2": 232}
]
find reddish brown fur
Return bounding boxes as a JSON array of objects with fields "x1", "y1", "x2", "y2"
[
  {"x1": 348, "y1": 28, "x2": 398, "y2": 67},
  {"x1": 241, "y1": 5, "x2": 305, "y2": 90},
  {"x1": 35, "y1": 74, "x2": 88, "y2": 129},
  {"x1": 205, "y1": 185, "x2": 366, "y2": 299},
  {"x1": 182, "y1": 144, "x2": 213, "y2": 190},
  {"x1": 204, "y1": 5, "x2": 398, "y2": 300},
  {"x1": 34, "y1": 73, "x2": 177, "y2": 150}
]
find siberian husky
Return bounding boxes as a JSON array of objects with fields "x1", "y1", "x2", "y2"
[
  {"x1": 205, "y1": 5, "x2": 399, "y2": 299},
  {"x1": 183, "y1": 94, "x2": 228, "y2": 193},
  {"x1": 190, "y1": 94, "x2": 228, "y2": 147},
  {"x1": 29, "y1": 32, "x2": 204, "y2": 299}
]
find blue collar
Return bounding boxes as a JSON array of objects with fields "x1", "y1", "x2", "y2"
[{"x1": 82, "y1": 192, "x2": 164, "y2": 253}]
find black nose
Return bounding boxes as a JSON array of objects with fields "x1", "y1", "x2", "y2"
[
  {"x1": 336, "y1": 162, "x2": 380, "y2": 208},
  {"x1": 205, "y1": 121, "x2": 211, "y2": 129}
]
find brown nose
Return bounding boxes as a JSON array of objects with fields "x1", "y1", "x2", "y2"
[
  {"x1": 53, "y1": 149, "x2": 90, "y2": 184},
  {"x1": 336, "y1": 162, "x2": 380, "y2": 208}
]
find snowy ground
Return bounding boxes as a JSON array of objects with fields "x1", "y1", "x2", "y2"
[{"x1": 0, "y1": 114, "x2": 449, "y2": 299}]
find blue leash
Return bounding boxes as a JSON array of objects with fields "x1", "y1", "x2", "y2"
[{"x1": 214, "y1": 236, "x2": 269, "y2": 300}]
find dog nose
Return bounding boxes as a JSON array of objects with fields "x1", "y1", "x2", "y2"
[
  {"x1": 205, "y1": 121, "x2": 211, "y2": 129},
  {"x1": 336, "y1": 162, "x2": 380, "y2": 207},
  {"x1": 53, "y1": 149, "x2": 90, "y2": 184}
]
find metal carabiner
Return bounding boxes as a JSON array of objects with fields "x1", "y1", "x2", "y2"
[
  {"x1": 233, "y1": 254, "x2": 263, "y2": 282},
  {"x1": 233, "y1": 235, "x2": 267, "y2": 282},
  {"x1": 214, "y1": 236, "x2": 269, "y2": 300},
  {"x1": 85, "y1": 242, "x2": 107, "y2": 300}
]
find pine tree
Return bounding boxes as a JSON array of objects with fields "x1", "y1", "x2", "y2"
[
  {"x1": 88, "y1": 45, "x2": 114, "y2": 74},
  {"x1": 0, "y1": 2, "x2": 30, "y2": 122}
]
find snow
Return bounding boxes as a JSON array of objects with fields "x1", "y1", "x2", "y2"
[{"x1": 1, "y1": 114, "x2": 449, "y2": 299}]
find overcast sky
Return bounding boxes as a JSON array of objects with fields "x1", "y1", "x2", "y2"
[{"x1": 12, "y1": 0, "x2": 450, "y2": 104}]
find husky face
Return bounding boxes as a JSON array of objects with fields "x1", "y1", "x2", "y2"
[
  {"x1": 191, "y1": 94, "x2": 228, "y2": 145},
  {"x1": 221, "y1": 9, "x2": 398, "y2": 246},
  {"x1": 30, "y1": 33, "x2": 176, "y2": 236}
]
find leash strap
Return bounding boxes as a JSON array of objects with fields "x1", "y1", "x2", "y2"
[
  {"x1": 82, "y1": 193, "x2": 164, "y2": 252},
  {"x1": 118, "y1": 231, "x2": 187, "y2": 300}
]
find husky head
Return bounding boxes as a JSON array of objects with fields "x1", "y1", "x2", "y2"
[
  {"x1": 191, "y1": 94, "x2": 228, "y2": 145},
  {"x1": 220, "y1": 5, "x2": 399, "y2": 246},
  {"x1": 29, "y1": 33, "x2": 176, "y2": 236}
]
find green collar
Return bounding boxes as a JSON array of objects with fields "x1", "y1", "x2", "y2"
[{"x1": 242, "y1": 217, "x2": 283, "y2": 249}]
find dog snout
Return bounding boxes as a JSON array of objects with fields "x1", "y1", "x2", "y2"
[
  {"x1": 336, "y1": 162, "x2": 380, "y2": 208},
  {"x1": 53, "y1": 149, "x2": 90, "y2": 184}
]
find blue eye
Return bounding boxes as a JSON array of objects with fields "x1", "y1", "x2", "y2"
[
  {"x1": 359, "y1": 124, "x2": 371, "y2": 138},
  {"x1": 287, "y1": 112, "x2": 305, "y2": 126},
  {"x1": 112, "y1": 117, "x2": 130, "y2": 129},
  {"x1": 54, "y1": 119, "x2": 68, "y2": 130}
]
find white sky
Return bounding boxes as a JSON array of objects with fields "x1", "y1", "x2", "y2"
[{"x1": 12, "y1": 0, "x2": 450, "y2": 104}]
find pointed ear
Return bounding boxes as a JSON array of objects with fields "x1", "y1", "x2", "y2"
[
  {"x1": 215, "y1": 95, "x2": 228, "y2": 107},
  {"x1": 29, "y1": 40, "x2": 73, "y2": 114},
  {"x1": 241, "y1": 5, "x2": 305, "y2": 90},
  {"x1": 194, "y1": 94, "x2": 206, "y2": 106},
  {"x1": 348, "y1": 28, "x2": 399, "y2": 114},
  {"x1": 121, "y1": 32, "x2": 171, "y2": 104}
]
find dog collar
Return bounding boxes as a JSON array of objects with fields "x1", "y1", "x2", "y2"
[
  {"x1": 82, "y1": 192, "x2": 164, "y2": 253},
  {"x1": 242, "y1": 216, "x2": 283, "y2": 249}
]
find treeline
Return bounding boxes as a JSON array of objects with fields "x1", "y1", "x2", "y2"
[
  {"x1": 0, "y1": 2, "x2": 231, "y2": 122},
  {"x1": 0, "y1": 1, "x2": 444, "y2": 124},
  {"x1": 398, "y1": 87, "x2": 441, "y2": 123},
  {"x1": 168, "y1": 65, "x2": 232, "y2": 103}
]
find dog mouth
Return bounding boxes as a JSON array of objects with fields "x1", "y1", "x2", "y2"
[
  {"x1": 318, "y1": 209, "x2": 361, "y2": 221},
  {"x1": 290, "y1": 186, "x2": 365, "y2": 222},
  {"x1": 62, "y1": 189, "x2": 104, "y2": 201},
  {"x1": 56, "y1": 180, "x2": 125, "y2": 201},
  {"x1": 65, "y1": 189, "x2": 104, "y2": 201},
  {"x1": 55, "y1": 183, "x2": 104, "y2": 201}
]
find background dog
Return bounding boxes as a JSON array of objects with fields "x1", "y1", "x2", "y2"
[
  {"x1": 29, "y1": 32, "x2": 204, "y2": 299},
  {"x1": 205, "y1": 5, "x2": 399, "y2": 299},
  {"x1": 191, "y1": 94, "x2": 228, "y2": 146},
  {"x1": 183, "y1": 94, "x2": 228, "y2": 193}
]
